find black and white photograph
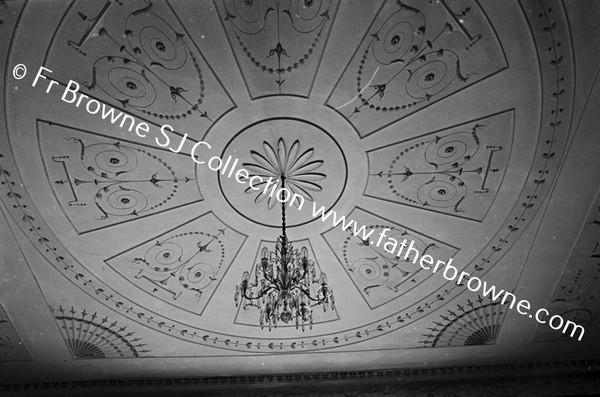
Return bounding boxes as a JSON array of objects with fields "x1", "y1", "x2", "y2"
[{"x1": 0, "y1": 0, "x2": 599, "y2": 395}]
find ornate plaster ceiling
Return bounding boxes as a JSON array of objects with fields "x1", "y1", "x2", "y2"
[{"x1": 0, "y1": 0, "x2": 600, "y2": 391}]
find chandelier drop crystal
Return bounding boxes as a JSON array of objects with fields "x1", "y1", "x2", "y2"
[{"x1": 234, "y1": 177, "x2": 335, "y2": 331}]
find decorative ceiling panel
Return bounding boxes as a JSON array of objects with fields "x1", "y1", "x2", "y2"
[
  {"x1": 364, "y1": 109, "x2": 513, "y2": 220},
  {"x1": 216, "y1": 0, "x2": 340, "y2": 98},
  {"x1": 325, "y1": 0, "x2": 506, "y2": 137},
  {"x1": 45, "y1": 0, "x2": 236, "y2": 133},
  {"x1": 322, "y1": 206, "x2": 460, "y2": 309},
  {"x1": 1, "y1": 0, "x2": 600, "y2": 390},
  {"x1": 105, "y1": 211, "x2": 247, "y2": 316},
  {"x1": 38, "y1": 120, "x2": 202, "y2": 233}
]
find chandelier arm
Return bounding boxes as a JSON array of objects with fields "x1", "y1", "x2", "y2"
[
  {"x1": 243, "y1": 285, "x2": 276, "y2": 301},
  {"x1": 297, "y1": 286, "x2": 325, "y2": 303},
  {"x1": 297, "y1": 266, "x2": 309, "y2": 283},
  {"x1": 261, "y1": 269, "x2": 277, "y2": 285}
]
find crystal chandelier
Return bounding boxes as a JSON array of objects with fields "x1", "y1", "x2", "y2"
[{"x1": 234, "y1": 177, "x2": 335, "y2": 331}]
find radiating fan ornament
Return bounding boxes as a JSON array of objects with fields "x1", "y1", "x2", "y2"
[
  {"x1": 243, "y1": 137, "x2": 325, "y2": 209},
  {"x1": 53, "y1": 306, "x2": 149, "y2": 359},
  {"x1": 421, "y1": 298, "x2": 507, "y2": 347}
]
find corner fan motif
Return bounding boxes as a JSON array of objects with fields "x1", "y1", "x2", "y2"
[
  {"x1": 420, "y1": 298, "x2": 507, "y2": 347},
  {"x1": 53, "y1": 307, "x2": 149, "y2": 359}
]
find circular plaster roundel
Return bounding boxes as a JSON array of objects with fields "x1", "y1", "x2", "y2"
[{"x1": 218, "y1": 116, "x2": 348, "y2": 228}]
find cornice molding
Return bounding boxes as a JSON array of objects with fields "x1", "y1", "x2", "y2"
[{"x1": 2, "y1": 358, "x2": 600, "y2": 393}]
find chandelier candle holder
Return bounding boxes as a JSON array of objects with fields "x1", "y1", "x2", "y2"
[{"x1": 234, "y1": 177, "x2": 335, "y2": 331}]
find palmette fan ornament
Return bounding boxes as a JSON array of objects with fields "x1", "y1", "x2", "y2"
[{"x1": 234, "y1": 177, "x2": 334, "y2": 331}]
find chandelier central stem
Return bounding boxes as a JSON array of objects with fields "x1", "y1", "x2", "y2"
[
  {"x1": 280, "y1": 175, "x2": 288, "y2": 285},
  {"x1": 281, "y1": 175, "x2": 287, "y2": 240}
]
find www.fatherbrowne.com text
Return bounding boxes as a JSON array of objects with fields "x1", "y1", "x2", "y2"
[{"x1": 17, "y1": 64, "x2": 585, "y2": 341}]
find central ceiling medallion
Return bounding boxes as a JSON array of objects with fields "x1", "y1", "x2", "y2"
[
  {"x1": 243, "y1": 137, "x2": 325, "y2": 210},
  {"x1": 218, "y1": 117, "x2": 347, "y2": 228}
]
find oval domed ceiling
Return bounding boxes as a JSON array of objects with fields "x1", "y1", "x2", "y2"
[{"x1": 1, "y1": 0, "x2": 599, "y2": 389}]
